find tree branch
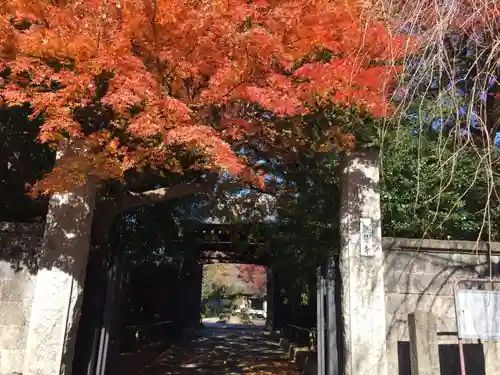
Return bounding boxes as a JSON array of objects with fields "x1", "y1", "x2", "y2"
[
  {"x1": 216, "y1": 180, "x2": 275, "y2": 196},
  {"x1": 114, "y1": 175, "x2": 273, "y2": 217},
  {"x1": 89, "y1": 177, "x2": 273, "y2": 247},
  {"x1": 122, "y1": 182, "x2": 215, "y2": 211}
]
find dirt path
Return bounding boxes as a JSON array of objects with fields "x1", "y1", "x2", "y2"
[{"x1": 138, "y1": 328, "x2": 299, "y2": 375}]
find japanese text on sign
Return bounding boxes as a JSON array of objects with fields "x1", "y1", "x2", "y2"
[{"x1": 360, "y1": 217, "x2": 374, "y2": 256}]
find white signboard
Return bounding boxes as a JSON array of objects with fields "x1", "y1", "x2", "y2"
[
  {"x1": 455, "y1": 289, "x2": 500, "y2": 340},
  {"x1": 360, "y1": 217, "x2": 374, "y2": 257}
]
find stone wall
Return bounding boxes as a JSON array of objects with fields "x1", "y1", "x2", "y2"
[
  {"x1": 0, "y1": 222, "x2": 42, "y2": 375},
  {"x1": 383, "y1": 238, "x2": 500, "y2": 375}
]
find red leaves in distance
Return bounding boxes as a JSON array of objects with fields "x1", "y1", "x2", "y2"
[{"x1": 238, "y1": 264, "x2": 267, "y2": 293}]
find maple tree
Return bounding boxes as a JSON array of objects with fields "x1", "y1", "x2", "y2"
[
  {"x1": 1, "y1": 1, "x2": 410, "y2": 366},
  {"x1": 1, "y1": 0, "x2": 409, "y2": 211},
  {"x1": 238, "y1": 264, "x2": 267, "y2": 294},
  {"x1": 0, "y1": 3, "x2": 412, "y2": 372}
]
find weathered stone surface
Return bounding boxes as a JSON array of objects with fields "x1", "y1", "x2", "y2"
[
  {"x1": 408, "y1": 312, "x2": 440, "y2": 375},
  {"x1": 0, "y1": 278, "x2": 35, "y2": 302},
  {"x1": 0, "y1": 222, "x2": 41, "y2": 375},
  {"x1": 0, "y1": 326, "x2": 28, "y2": 350},
  {"x1": 384, "y1": 251, "x2": 483, "y2": 297},
  {"x1": 339, "y1": 150, "x2": 387, "y2": 375},
  {"x1": 0, "y1": 349, "x2": 24, "y2": 374},
  {"x1": 386, "y1": 293, "x2": 456, "y2": 319},
  {"x1": 383, "y1": 239, "x2": 500, "y2": 374},
  {"x1": 23, "y1": 180, "x2": 96, "y2": 375},
  {"x1": 0, "y1": 263, "x2": 16, "y2": 281},
  {"x1": 0, "y1": 303, "x2": 29, "y2": 326},
  {"x1": 484, "y1": 342, "x2": 500, "y2": 375}
]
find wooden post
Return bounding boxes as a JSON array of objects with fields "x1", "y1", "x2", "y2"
[{"x1": 408, "y1": 311, "x2": 441, "y2": 375}]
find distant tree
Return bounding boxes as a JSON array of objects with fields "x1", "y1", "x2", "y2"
[
  {"x1": 202, "y1": 264, "x2": 243, "y2": 299},
  {"x1": 238, "y1": 264, "x2": 267, "y2": 295}
]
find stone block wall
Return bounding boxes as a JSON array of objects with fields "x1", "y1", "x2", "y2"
[
  {"x1": 383, "y1": 238, "x2": 500, "y2": 375},
  {"x1": 0, "y1": 222, "x2": 42, "y2": 375}
]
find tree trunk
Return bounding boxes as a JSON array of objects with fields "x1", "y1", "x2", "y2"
[
  {"x1": 265, "y1": 267, "x2": 274, "y2": 330},
  {"x1": 23, "y1": 146, "x2": 97, "y2": 375}
]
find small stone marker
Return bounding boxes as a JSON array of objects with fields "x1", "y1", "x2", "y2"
[{"x1": 408, "y1": 311, "x2": 440, "y2": 375}]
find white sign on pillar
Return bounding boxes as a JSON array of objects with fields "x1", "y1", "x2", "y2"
[{"x1": 360, "y1": 217, "x2": 374, "y2": 257}]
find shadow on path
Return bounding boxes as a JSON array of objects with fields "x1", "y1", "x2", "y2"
[{"x1": 138, "y1": 327, "x2": 299, "y2": 375}]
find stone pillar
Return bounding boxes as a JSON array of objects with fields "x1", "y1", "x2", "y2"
[
  {"x1": 483, "y1": 342, "x2": 500, "y2": 375},
  {"x1": 408, "y1": 311, "x2": 440, "y2": 375},
  {"x1": 339, "y1": 150, "x2": 388, "y2": 375},
  {"x1": 23, "y1": 175, "x2": 96, "y2": 375}
]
